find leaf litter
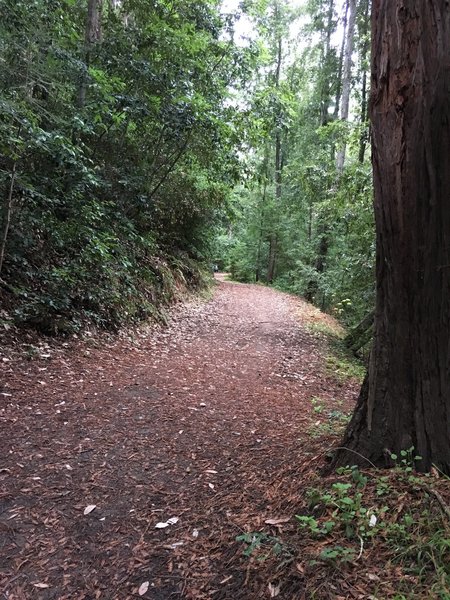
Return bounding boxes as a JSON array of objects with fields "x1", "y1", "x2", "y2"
[{"x1": 0, "y1": 275, "x2": 362, "y2": 598}]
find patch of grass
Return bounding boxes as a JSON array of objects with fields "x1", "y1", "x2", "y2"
[
  {"x1": 305, "y1": 319, "x2": 344, "y2": 339},
  {"x1": 310, "y1": 396, "x2": 325, "y2": 414},
  {"x1": 307, "y1": 408, "x2": 351, "y2": 438},
  {"x1": 325, "y1": 352, "x2": 365, "y2": 382},
  {"x1": 304, "y1": 313, "x2": 366, "y2": 383},
  {"x1": 325, "y1": 339, "x2": 366, "y2": 382}
]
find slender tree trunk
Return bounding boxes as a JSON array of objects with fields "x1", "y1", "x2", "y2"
[
  {"x1": 268, "y1": 122, "x2": 282, "y2": 283},
  {"x1": 268, "y1": 29, "x2": 283, "y2": 284},
  {"x1": 308, "y1": 200, "x2": 313, "y2": 242},
  {"x1": 319, "y1": 0, "x2": 335, "y2": 125},
  {"x1": 306, "y1": 0, "x2": 338, "y2": 301},
  {"x1": 267, "y1": 235, "x2": 277, "y2": 283},
  {"x1": 332, "y1": 1, "x2": 450, "y2": 475},
  {"x1": 333, "y1": 0, "x2": 349, "y2": 120},
  {"x1": 336, "y1": 0, "x2": 356, "y2": 172},
  {"x1": 358, "y1": 0, "x2": 370, "y2": 163},
  {"x1": 358, "y1": 68, "x2": 368, "y2": 163},
  {"x1": 256, "y1": 178, "x2": 267, "y2": 282},
  {"x1": 78, "y1": 0, "x2": 103, "y2": 108},
  {"x1": 0, "y1": 162, "x2": 17, "y2": 276}
]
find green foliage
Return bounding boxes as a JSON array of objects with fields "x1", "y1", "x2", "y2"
[
  {"x1": 325, "y1": 350, "x2": 365, "y2": 382},
  {"x1": 310, "y1": 396, "x2": 324, "y2": 413},
  {"x1": 307, "y1": 407, "x2": 350, "y2": 438},
  {"x1": 296, "y1": 463, "x2": 450, "y2": 597},
  {"x1": 297, "y1": 468, "x2": 381, "y2": 543},
  {"x1": 0, "y1": 0, "x2": 248, "y2": 331},
  {"x1": 306, "y1": 318, "x2": 366, "y2": 382},
  {"x1": 236, "y1": 531, "x2": 293, "y2": 564},
  {"x1": 224, "y1": 0, "x2": 375, "y2": 328}
]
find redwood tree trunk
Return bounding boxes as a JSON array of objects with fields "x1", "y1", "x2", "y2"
[{"x1": 333, "y1": 1, "x2": 450, "y2": 474}]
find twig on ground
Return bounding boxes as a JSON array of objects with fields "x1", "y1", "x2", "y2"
[
  {"x1": 418, "y1": 482, "x2": 450, "y2": 522},
  {"x1": 327, "y1": 447, "x2": 378, "y2": 469}
]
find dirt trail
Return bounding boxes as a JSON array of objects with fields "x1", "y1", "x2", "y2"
[{"x1": 1, "y1": 277, "x2": 358, "y2": 599}]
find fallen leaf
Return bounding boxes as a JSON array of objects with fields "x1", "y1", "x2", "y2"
[
  {"x1": 155, "y1": 517, "x2": 178, "y2": 528},
  {"x1": 268, "y1": 582, "x2": 280, "y2": 597},
  {"x1": 83, "y1": 504, "x2": 96, "y2": 515},
  {"x1": 265, "y1": 517, "x2": 290, "y2": 525},
  {"x1": 138, "y1": 581, "x2": 149, "y2": 596}
]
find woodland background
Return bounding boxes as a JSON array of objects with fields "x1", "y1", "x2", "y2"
[{"x1": 0, "y1": 0, "x2": 373, "y2": 337}]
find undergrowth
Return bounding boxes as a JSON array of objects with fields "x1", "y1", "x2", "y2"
[
  {"x1": 1, "y1": 254, "x2": 211, "y2": 334},
  {"x1": 307, "y1": 319, "x2": 366, "y2": 383},
  {"x1": 236, "y1": 459, "x2": 450, "y2": 598},
  {"x1": 296, "y1": 461, "x2": 450, "y2": 598}
]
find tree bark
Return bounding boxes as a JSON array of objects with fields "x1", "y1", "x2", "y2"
[
  {"x1": 332, "y1": 1, "x2": 450, "y2": 475},
  {"x1": 344, "y1": 309, "x2": 374, "y2": 354}
]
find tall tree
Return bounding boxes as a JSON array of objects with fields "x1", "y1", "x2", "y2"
[
  {"x1": 335, "y1": 0, "x2": 356, "y2": 172},
  {"x1": 333, "y1": 1, "x2": 450, "y2": 474},
  {"x1": 356, "y1": 0, "x2": 370, "y2": 163},
  {"x1": 267, "y1": 1, "x2": 284, "y2": 283}
]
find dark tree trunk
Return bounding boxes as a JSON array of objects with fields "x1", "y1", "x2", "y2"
[
  {"x1": 256, "y1": 178, "x2": 267, "y2": 283},
  {"x1": 267, "y1": 234, "x2": 277, "y2": 283},
  {"x1": 333, "y1": 1, "x2": 450, "y2": 475}
]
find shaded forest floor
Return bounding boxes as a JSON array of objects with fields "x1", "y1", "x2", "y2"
[{"x1": 1, "y1": 276, "x2": 449, "y2": 599}]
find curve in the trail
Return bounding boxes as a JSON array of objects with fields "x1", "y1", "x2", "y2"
[{"x1": 0, "y1": 278, "x2": 357, "y2": 599}]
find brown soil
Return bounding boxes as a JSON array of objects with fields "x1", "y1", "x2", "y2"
[{"x1": 1, "y1": 276, "x2": 359, "y2": 599}]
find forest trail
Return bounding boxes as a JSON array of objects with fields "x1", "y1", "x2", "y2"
[{"x1": 1, "y1": 278, "x2": 358, "y2": 599}]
